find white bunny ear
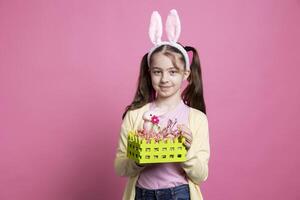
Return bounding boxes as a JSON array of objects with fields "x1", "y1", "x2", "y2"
[
  {"x1": 149, "y1": 11, "x2": 162, "y2": 45},
  {"x1": 165, "y1": 9, "x2": 181, "y2": 43}
]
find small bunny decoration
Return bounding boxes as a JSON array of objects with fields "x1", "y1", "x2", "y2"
[{"x1": 142, "y1": 108, "x2": 167, "y2": 134}]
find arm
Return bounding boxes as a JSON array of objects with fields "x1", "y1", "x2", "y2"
[
  {"x1": 114, "y1": 110, "x2": 145, "y2": 177},
  {"x1": 181, "y1": 114, "x2": 210, "y2": 184}
]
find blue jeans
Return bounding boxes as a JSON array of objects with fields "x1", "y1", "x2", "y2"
[{"x1": 135, "y1": 184, "x2": 190, "y2": 200}]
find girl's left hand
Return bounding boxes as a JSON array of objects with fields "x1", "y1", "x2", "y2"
[{"x1": 177, "y1": 124, "x2": 193, "y2": 150}]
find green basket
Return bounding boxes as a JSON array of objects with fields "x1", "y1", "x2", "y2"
[{"x1": 127, "y1": 130, "x2": 187, "y2": 164}]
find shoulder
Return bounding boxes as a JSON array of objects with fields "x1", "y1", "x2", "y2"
[
  {"x1": 125, "y1": 103, "x2": 150, "y2": 119},
  {"x1": 189, "y1": 107, "x2": 207, "y2": 120},
  {"x1": 189, "y1": 107, "x2": 208, "y2": 125},
  {"x1": 123, "y1": 103, "x2": 150, "y2": 129}
]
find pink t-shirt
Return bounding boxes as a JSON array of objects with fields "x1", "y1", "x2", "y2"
[{"x1": 137, "y1": 100, "x2": 190, "y2": 189}]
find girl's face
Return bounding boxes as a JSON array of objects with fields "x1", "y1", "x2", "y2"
[{"x1": 149, "y1": 52, "x2": 190, "y2": 99}]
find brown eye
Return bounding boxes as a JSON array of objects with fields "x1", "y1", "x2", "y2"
[
  {"x1": 169, "y1": 70, "x2": 178, "y2": 75},
  {"x1": 150, "y1": 114, "x2": 152, "y2": 116},
  {"x1": 152, "y1": 70, "x2": 161, "y2": 75}
]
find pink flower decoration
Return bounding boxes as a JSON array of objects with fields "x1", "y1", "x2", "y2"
[{"x1": 151, "y1": 115, "x2": 159, "y2": 124}]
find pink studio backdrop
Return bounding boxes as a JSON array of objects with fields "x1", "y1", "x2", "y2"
[{"x1": 1, "y1": 0, "x2": 299, "y2": 199}]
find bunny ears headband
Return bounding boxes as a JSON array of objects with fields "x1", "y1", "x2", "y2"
[{"x1": 147, "y1": 9, "x2": 190, "y2": 70}]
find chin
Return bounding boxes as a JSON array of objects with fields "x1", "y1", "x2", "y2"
[{"x1": 157, "y1": 91, "x2": 176, "y2": 98}]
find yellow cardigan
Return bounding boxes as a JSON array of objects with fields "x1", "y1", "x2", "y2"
[{"x1": 114, "y1": 103, "x2": 210, "y2": 200}]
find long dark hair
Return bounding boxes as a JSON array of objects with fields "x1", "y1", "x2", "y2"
[{"x1": 122, "y1": 44, "x2": 206, "y2": 119}]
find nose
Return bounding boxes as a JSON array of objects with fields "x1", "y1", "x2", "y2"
[{"x1": 161, "y1": 71, "x2": 169, "y2": 83}]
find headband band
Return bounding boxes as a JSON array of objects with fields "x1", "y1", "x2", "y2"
[{"x1": 147, "y1": 9, "x2": 190, "y2": 70}]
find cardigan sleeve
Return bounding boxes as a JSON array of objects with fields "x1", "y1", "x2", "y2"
[
  {"x1": 181, "y1": 111, "x2": 210, "y2": 184},
  {"x1": 114, "y1": 110, "x2": 145, "y2": 177}
]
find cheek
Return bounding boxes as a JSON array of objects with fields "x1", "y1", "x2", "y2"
[
  {"x1": 151, "y1": 76, "x2": 160, "y2": 85},
  {"x1": 173, "y1": 76, "x2": 184, "y2": 85}
]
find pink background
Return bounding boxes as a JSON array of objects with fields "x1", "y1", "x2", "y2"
[{"x1": 1, "y1": 0, "x2": 300, "y2": 199}]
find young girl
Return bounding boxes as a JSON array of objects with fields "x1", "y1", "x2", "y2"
[{"x1": 114, "y1": 9, "x2": 210, "y2": 200}]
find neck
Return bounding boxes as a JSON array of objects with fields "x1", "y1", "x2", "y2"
[{"x1": 154, "y1": 91, "x2": 182, "y2": 111}]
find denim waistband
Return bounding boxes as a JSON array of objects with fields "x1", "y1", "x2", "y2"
[{"x1": 136, "y1": 184, "x2": 189, "y2": 195}]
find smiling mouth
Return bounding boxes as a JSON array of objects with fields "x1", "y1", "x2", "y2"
[
  {"x1": 160, "y1": 86, "x2": 172, "y2": 90},
  {"x1": 160, "y1": 85, "x2": 171, "y2": 88}
]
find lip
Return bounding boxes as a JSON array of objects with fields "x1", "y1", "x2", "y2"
[
  {"x1": 160, "y1": 86, "x2": 172, "y2": 88},
  {"x1": 159, "y1": 86, "x2": 172, "y2": 91}
]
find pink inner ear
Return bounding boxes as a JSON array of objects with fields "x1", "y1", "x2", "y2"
[
  {"x1": 149, "y1": 11, "x2": 162, "y2": 45},
  {"x1": 166, "y1": 9, "x2": 181, "y2": 43}
]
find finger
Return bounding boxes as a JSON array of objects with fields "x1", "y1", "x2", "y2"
[
  {"x1": 178, "y1": 124, "x2": 192, "y2": 136},
  {"x1": 182, "y1": 132, "x2": 192, "y2": 142},
  {"x1": 184, "y1": 140, "x2": 191, "y2": 149}
]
